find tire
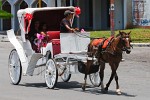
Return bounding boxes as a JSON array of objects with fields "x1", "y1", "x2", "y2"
[
  {"x1": 89, "y1": 72, "x2": 101, "y2": 87},
  {"x1": 45, "y1": 59, "x2": 58, "y2": 89},
  {"x1": 8, "y1": 49, "x2": 22, "y2": 85},
  {"x1": 60, "y1": 65, "x2": 71, "y2": 82}
]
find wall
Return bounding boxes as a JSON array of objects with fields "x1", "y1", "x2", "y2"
[{"x1": 133, "y1": 0, "x2": 150, "y2": 27}]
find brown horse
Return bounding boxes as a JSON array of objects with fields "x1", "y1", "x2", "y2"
[{"x1": 82, "y1": 31, "x2": 132, "y2": 95}]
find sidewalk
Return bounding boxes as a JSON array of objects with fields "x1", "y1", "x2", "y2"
[
  {"x1": 0, "y1": 33, "x2": 150, "y2": 47},
  {"x1": 0, "y1": 33, "x2": 21, "y2": 42}
]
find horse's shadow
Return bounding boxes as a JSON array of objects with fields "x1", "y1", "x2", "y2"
[
  {"x1": 18, "y1": 81, "x2": 136, "y2": 97},
  {"x1": 77, "y1": 88, "x2": 137, "y2": 97}
]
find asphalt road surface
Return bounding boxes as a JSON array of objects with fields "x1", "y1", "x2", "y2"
[{"x1": 0, "y1": 42, "x2": 150, "y2": 100}]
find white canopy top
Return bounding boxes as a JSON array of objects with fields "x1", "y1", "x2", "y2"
[
  {"x1": 17, "y1": 7, "x2": 75, "y2": 42},
  {"x1": 17, "y1": 6, "x2": 75, "y2": 17}
]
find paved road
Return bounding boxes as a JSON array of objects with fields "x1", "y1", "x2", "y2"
[{"x1": 0, "y1": 42, "x2": 150, "y2": 100}]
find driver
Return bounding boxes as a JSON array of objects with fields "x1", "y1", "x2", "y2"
[{"x1": 60, "y1": 10, "x2": 78, "y2": 33}]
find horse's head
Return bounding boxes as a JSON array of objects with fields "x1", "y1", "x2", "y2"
[{"x1": 119, "y1": 31, "x2": 132, "y2": 54}]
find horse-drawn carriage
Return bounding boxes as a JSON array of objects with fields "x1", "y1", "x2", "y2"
[{"x1": 7, "y1": 7, "x2": 100, "y2": 89}]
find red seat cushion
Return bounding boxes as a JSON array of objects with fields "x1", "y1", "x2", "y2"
[{"x1": 47, "y1": 31, "x2": 60, "y2": 42}]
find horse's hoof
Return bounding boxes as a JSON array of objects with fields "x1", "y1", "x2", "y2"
[
  {"x1": 104, "y1": 87, "x2": 108, "y2": 91},
  {"x1": 101, "y1": 88, "x2": 108, "y2": 94},
  {"x1": 116, "y1": 89, "x2": 122, "y2": 95},
  {"x1": 82, "y1": 85, "x2": 86, "y2": 91},
  {"x1": 82, "y1": 87, "x2": 85, "y2": 91}
]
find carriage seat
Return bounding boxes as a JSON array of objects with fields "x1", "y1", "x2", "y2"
[
  {"x1": 46, "y1": 31, "x2": 60, "y2": 41},
  {"x1": 46, "y1": 31, "x2": 61, "y2": 55}
]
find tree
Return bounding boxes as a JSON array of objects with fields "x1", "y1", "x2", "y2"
[{"x1": 0, "y1": 1, "x2": 13, "y2": 19}]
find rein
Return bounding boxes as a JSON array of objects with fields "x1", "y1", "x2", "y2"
[{"x1": 74, "y1": 32, "x2": 102, "y2": 39}]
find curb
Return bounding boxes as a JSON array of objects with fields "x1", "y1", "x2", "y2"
[{"x1": 131, "y1": 43, "x2": 150, "y2": 47}]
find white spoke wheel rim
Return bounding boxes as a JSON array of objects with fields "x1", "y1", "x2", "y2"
[
  {"x1": 8, "y1": 49, "x2": 22, "y2": 85},
  {"x1": 89, "y1": 72, "x2": 101, "y2": 87},
  {"x1": 45, "y1": 59, "x2": 58, "y2": 89},
  {"x1": 60, "y1": 65, "x2": 71, "y2": 82}
]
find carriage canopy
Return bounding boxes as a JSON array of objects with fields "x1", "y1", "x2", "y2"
[{"x1": 17, "y1": 7, "x2": 76, "y2": 42}]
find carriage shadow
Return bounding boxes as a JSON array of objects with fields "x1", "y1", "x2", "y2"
[
  {"x1": 18, "y1": 82, "x2": 136, "y2": 97},
  {"x1": 19, "y1": 83, "x2": 47, "y2": 88},
  {"x1": 18, "y1": 81, "x2": 92, "y2": 90}
]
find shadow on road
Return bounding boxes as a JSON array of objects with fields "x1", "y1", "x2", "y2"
[
  {"x1": 19, "y1": 83, "x2": 47, "y2": 88},
  {"x1": 18, "y1": 81, "x2": 136, "y2": 97},
  {"x1": 75, "y1": 88, "x2": 137, "y2": 97}
]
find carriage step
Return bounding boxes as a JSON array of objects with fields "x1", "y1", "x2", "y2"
[{"x1": 26, "y1": 53, "x2": 43, "y2": 75}]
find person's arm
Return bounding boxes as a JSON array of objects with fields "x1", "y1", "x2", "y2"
[
  {"x1": 40, "y1": 31, "x2": 46, "y2": 36},
  {"x1": 65, "y1": 24, "x2": 75, "y2": 33}
]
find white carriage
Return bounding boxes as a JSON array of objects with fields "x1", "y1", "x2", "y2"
[{"x1": 7, "y1": 7, "x2": 100, "y2": 89}]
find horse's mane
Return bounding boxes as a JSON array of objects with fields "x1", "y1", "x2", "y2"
[{"x1": 115, "y1": 33, "x2": 120, "y2": 38}]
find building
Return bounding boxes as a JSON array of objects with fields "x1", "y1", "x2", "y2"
[
  {"x1": 0, "y1": 0, "x2": 133, "y2": 32},
  {"x1": 132, "y1": 0, "x2": 150, "y2": 28}
]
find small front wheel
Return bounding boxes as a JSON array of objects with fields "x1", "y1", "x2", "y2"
[
  {"x1": 45, "y1": 59, "x2": 58, "y2": 89},
  {"x1": 8, "y1": 49, "x2": 22, "y2": 85},
  {"x1": 60, "y1": 65, "x2": 71, "y2": 82},
  {"x1": 89, "y1": 72, "x2": 101, "y2": 87}
]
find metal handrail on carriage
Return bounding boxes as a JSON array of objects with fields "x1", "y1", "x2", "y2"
[{"x1": 7, "y1": 7, "x2": 100, "y2": 89}]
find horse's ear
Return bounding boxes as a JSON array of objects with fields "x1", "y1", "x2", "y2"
[
  {"x1": 128, "y1": 31, "x2": 131, "y2": 35},
  {"x1": 119, "y1": 31, "x2": 123, "y2": 35}
]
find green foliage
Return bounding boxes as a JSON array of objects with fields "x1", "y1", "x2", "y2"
[
  {"x1": 0, "y1": 0, "x2": 13, "y2": 19},
  {"x1": 0, "y1": 10, "x2": 13, "y2": 19},
  {"x1": 0, "y1": 1, "x2": 1, "y2": 7},
  {"x1": 90, "y1": 28, "x2": 150, "y2": 43}
]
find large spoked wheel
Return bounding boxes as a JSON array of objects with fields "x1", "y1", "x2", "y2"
[
  {"x1": 89, "y1": 72, "x2": 101, "y2": 87},
  {"x1": 45, "y1": 59, "x2": 58, "y2": 89},
  {"x1": 60, "y1": 65, "x2": 71, "y2": 82},
  {"x1": 8, "y1": 49, "x2": 22, "y2": 85}
]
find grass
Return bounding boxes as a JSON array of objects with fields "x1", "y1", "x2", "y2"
[{"x1": 90, "y1": 28, "x2": 150, "y2": 43}]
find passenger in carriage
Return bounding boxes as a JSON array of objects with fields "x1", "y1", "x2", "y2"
[
  {"x1": 39, "y1": 22, "x2": 49, "y2": 42},
  {"x1": 28, "y1": 20, "x2": 40, "y2": 52},
  {"x1": 60, "y1": 10, "x2": 79, "y2": 33}
]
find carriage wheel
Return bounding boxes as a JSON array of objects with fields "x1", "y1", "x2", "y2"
[
  {"x1": 45, "y1": 59, "x2": 58, "y2": 89},
  {"x1": 60, "y1": 65, "x2": 71, "y2": 82},
  {"x1": 89, "y1": 72, "x2": 101, "y2": 87},
  {"x1": 8, "y1": 49, "x2": 22, "y2": 85}
]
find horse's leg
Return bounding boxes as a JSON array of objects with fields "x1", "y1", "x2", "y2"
[
  {"x1": 99, "y1": 61, "x2": 105, "y2": 90},
  {"x1": 105, "y1": 63, "x2": 116, "y2": 91},
  {"x1": 82, "y1": 60, "x2": 92, "y2": 91},
  {"x1": 82, "y1": 74, "x2": 87, "y2": 91},
  {"x1": 114, "y1": 73, "x2": 121, "y2": 95},
  {"x1": 114, "y1": 63, "x2": 121, "y2": 95}
]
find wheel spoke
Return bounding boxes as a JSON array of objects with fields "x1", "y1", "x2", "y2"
[
  {"x1": 8, "y1": 49, "x2": 21, "y2": 85},
  {"x1": 45, "y1": 59, "x2": 58, "y2": 89}
]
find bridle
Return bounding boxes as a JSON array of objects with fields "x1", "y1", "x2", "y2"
[{"x1": 119, "y1": 33, "x2": 132, "y2": 54}]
